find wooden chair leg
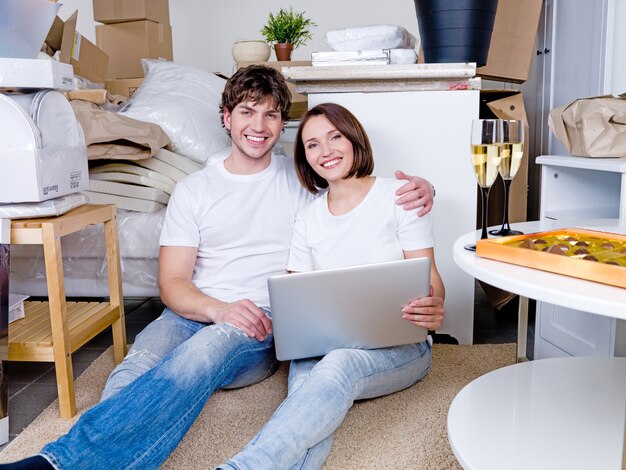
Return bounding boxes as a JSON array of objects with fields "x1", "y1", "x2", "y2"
[
  {"x1": 41, "y1": 223, "x2": 76, "y2": 419},
  {"x1": 104, "y1": 209, "x2": 127, "y2": 364}
]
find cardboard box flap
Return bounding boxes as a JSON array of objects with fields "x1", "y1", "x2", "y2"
[
  {"x1": 45, "y1": 15, "x2": 66, "y2": 52},
  {"x1": 476, "y1": 0, "x2": 543, "y2": 84},
  {"x1": 483, "y1": 91, "x2": 527, "y2": 121},
  {"x1": 59, "y1": 11, "x2": 79, "y2": 64},
  {"x1": 44, "y1": 11, "x2": 109, "y2": 84}
]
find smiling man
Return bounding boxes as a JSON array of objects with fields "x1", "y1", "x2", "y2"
[{"x1": 1, "y1": 66, "x2": 435, "y2": 470}]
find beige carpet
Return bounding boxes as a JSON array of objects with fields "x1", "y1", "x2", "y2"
[{"x1": 1, "y1": 343, "x2": 515, "y2": 469}]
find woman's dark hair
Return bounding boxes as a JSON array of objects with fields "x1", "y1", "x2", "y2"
[
  {"x1": 294, "y1": 103, "x2": 374, "y2": 194},
  {"x1": 220, "y1": 65, "x2": 291, "y2": 129}
]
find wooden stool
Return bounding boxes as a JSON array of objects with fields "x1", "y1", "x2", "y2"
[{"x1": 9, "y1": 204, "x2": 127, "y2": 418}]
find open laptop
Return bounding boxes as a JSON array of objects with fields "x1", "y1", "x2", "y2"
[{"x1": 268, "y1": 257, "x2": 431, "y2": 361}]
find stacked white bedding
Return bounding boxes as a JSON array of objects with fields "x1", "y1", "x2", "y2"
[{"x1": 85, "y1": 148, "x2": 203, "y2": 212}]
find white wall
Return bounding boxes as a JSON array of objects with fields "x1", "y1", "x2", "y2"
[
  {"x1": 606, "y1": 0, "x2": 626, "y2": 94},
  {"x1": 57, "y1": 0, "x2": 420, "y2": 75}
]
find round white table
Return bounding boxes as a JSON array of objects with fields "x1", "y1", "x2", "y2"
[
  {"x1": 448, "y1": 356, "x2": 626, "y2": 470},
  {"x1": 450, "y1": 222, "x2": 626, "y2": 469},
  {"x1": 454, "y1": 221, "x2": 626, "y2": 361}
]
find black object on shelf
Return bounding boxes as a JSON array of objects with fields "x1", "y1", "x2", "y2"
[{"x1": 414, "y1": 0, "x2": 499, "y2": 66}]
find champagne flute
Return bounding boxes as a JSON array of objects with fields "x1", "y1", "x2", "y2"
[
  {"x1": 489, "y1": 120, "x2": 525, "y2": 236},
  {"x1": 465, "y1": 119, "x2": 501, "y2": 251}
]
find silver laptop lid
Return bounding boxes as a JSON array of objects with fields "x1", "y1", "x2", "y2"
[{"x1": 268, "y1": 257, "x2": 431, "y2": 361}]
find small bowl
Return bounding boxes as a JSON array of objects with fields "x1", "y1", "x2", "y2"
[{"x1": 231, "y1": 40, "x2": 271, "y2": 64}]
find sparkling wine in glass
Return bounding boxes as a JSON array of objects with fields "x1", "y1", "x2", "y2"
[
  {"x1": 489, "y1": 120, "x2": 525, "y2": 236},
  {"x1": 465, "y1": 119, "x2": 502, "y2": 251}
]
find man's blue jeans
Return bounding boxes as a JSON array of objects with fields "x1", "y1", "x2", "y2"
[
  {"x1": 221, "y1": 340, "x2": 432, "y2": 470},
  {"x1": 40, "y1": 308, "x2": 276, "y2": 470}
]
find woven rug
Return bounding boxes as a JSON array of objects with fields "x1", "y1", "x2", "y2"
[{"x1": 0, "y1": 343, "x2": 515, "y2": 469}]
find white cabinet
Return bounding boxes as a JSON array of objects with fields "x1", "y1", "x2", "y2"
[
  {"x1": 535, "y1": 155, "x2": 626, "y2": 358},
  {"x1": 308, "y1": 90, "x2": 479, "y2": 344}
]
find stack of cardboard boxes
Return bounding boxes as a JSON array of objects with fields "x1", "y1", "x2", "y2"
[{"x1": 93, "y1": 0, "x2": 173, "y2": 98}]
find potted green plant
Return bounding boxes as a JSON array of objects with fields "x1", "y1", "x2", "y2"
[{"x1": 260, "y1": 7, "x2": 316, "y2": 61}]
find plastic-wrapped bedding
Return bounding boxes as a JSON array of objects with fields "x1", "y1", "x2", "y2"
[
  {"x1": 325, "y1": 25, "x2": 418, "y2": 52},
  {"x1": 10, "y1": 208, "x2": 165, "y2": 297}
]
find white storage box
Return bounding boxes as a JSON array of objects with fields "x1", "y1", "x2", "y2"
[
  {"x1": 0, "y1": 58, "x2": 74, "y2": 91},
  {"x1": 0, "y1": 91, "x2": 88, "y2": 203}
]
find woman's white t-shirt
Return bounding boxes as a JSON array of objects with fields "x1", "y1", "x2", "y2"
[
  {"x1": 160, "y1": 154, "x2": 312, "y2": 309},
  {"x1": 287, "y1": 177, "x2": 434, "y2": 272}
]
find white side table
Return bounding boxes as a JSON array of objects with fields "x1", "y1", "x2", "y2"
[
  {"x1": 447, "y1": 357, "x2": 626, "y2": 470},
  {"x1": 453, "y1": 221, "x2": 626, "y2": 362},
  {"x1": 535, "y1": 155, "x2": 626, "y2": 358}
]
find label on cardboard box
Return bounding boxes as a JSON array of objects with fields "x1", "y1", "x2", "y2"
[
  {"x1": 105, "y1": 78, "x2": 144, "y2": 98},
  {"x1": 72, "y1": 32, "x2": 82, "y2": 61}
]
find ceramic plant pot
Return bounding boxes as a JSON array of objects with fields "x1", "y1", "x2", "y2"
[{"x1": 273, "y1": 43, "x2": 294, "y2": 61}]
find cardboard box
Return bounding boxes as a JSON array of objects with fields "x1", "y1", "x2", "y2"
[
  {"x1": 0, "y1": 147, "x2": 88, "y2": 203},
  {"x1": 105, "y1": 77, "x2": 144, "y2": 98},
  {"x1": 477, "y1": 0, "x2": 543, "y2": 83},
  {"x1": 237, "y1": 61, "x2": 311, "y2": 120},
  {"x1": 0, "y1": 58, "x2": 74, "y2": 91},
  {"x1": 45, "y1": 12, "x2": 110, "y2": 84},
  {"x1": 93, "y1": 0, "x2": 170, "y2": 25},
  {"x1": 96, "y1": 21, "x2": 173, "y2": 78}
]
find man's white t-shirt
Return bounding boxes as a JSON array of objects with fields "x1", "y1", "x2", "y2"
[
  {"x1": 160, "y1": 154, "x2": 312, "y2": 309},
  {"x1": 288, "y1": 177, "x2": 434, "y2": 272}
]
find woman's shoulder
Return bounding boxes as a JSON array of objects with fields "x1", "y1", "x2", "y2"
[{"x1": 372, "y1": 176, "x2": 405, "y2": 196}]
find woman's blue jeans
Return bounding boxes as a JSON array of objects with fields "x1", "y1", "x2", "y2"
[
  {"x1": 221, "y1": 340, "x2": 432, "y2": 470},
  {"x1": 40, "y1": 308, "x2": 277, "y2": 470}
]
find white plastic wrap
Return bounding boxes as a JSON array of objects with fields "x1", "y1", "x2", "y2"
[
  {"x1": 120, "y1": 59, "x2": 231, "y2": 164},
  {"x1": 0, "y1": 193, "x2": 87, "y2": 220},
  {"x1": 10, "y1": 208, "x2": 165, "y2": 297},
  {"x1": 312, "y1": 48, "x2": 417, "y2": 66},
  {"x1": 325, "y1": 25, "x2": 418, "y2": 52}
]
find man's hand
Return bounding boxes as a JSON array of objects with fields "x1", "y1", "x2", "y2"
[
  {"x1": 211, "y1": 299, "x2": 273, "y2": 341},
  {"x1": 401, "y1": 286, "x2": 445, "y2": 330},
  {"x1": 394, "y1": 170, "x2": 435, "y2": 217}
]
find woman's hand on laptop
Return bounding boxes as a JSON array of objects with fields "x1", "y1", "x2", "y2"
[
  {"x1": 212, "y1": 299, "x2": 273, "y2": 341},
  {"x1": 401, "y1": 286, "x2": 445, "y2": 330}
]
